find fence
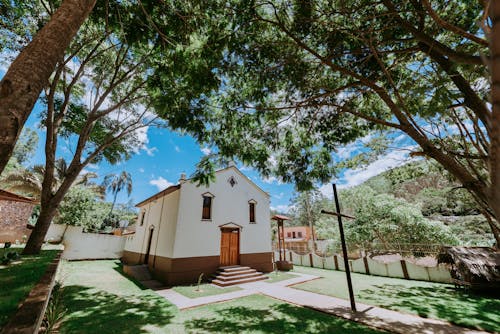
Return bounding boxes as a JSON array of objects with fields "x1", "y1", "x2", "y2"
[
  {"x1": 45, "y1": 224, "x2": 127, "y2": 260},
  {"x1": 274, "y1": 250, "x2": 452, "y2": 284},
  {"x1": 274, "y1": 241, "x2": 445, "y2": 258}
]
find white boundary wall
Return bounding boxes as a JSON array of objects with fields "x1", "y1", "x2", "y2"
[
  {"x1": 45, "y1": 224, "x2": 127, "y2": 260},
  {"x1": 274, "y1": 250, "x2": 452, "y2": 283}
]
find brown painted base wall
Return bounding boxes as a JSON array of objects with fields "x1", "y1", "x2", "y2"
[{"x1": 122, "y1": 251, "x2": 273, "y2": 286}]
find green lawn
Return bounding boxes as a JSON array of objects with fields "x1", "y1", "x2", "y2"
[
  {"x1": 59, "y1": 260, "x2": 386, "y2": 333},
  {"x1": 265, "y1": 271, "x2": 298, "y2": 283},
  {"x1": 172, "y1": 283, "x2": 241, "y2": 298},
  {"x1": 0, "y1": 248, "x2": 59, "y2": 328},
  {"x1": 291, "y1": 266, "x2": 500, "y2": 333}
]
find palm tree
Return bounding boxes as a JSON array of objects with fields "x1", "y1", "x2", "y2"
[
  {"x1": 77, "y1": 171, "x2": 106, "y2": 199},
  {"x1": 1, "y1": 159, "x2": 104, "y2": 199},
  {"x1": 0, "y1": 160, "x2": 66, "y2": 199},
  {"x1": 102, "y1": 171, "x2": 133, "y2": 215}
]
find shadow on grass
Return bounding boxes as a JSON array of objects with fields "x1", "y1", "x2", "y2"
[
  {"x1": 185, "y1": 303, "x2": 383, "y2": 334},
  {"x1": 60, "y1": 285, "x2": 176, "y2": 334},
  {"x1": 111, "y1": 263, "x2": 150, "y2": 291},
  {"x1": 358, "y1": 284, "x2": 500, "y2": 332},
  {"x1": 0, "y1": 249, "x2": 59, "y2": 328}
]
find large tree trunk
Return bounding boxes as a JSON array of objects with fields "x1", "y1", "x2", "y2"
[
  {"x1": 0, "y1": 0, "x2": 96, "y2": 175},
  {"x1": 490, "y1": 0, "x2": 500, "y2": 248},
  {"x1": 22, "y1": 202, "x2": 59, "y2": 255},
  {"x1": 23, "y1": 168, "x2": 80, "y2": 254}
]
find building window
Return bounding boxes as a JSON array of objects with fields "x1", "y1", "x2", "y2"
[
  {"x1": 202, "y1": 196, "x2": 212, "y2": 220},
  {"x1": 249, "y1": 203, "x2": 255, "y2": 223},
  {"x1": 292, "y1": 231, "x2": 296, "y2": 238},
  {"x1": 140, "y1": 211, "x2": 146, "y2": 226},
  {"x1": 298, "y1": 231, "x2": 302, "y2": 238},
  {"x1": 287, "y1": 232, "x2": 291, "y2": 238}
]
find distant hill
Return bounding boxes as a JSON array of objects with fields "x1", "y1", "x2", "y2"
[{"x1": 351, "y1": 160, "x2": 493, "y2": 246}]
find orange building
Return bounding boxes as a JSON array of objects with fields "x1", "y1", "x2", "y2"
[{"x1": 276, "y1": 226, "x2": 315, "y2": 253}]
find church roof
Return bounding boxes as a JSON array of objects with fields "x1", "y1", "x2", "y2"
[
  {"x1": 135, "y1": 166, "x2": 269, "y2": 208},
  {"x1": 135, "y1": 185, "x2": 180, "y2": 207}
]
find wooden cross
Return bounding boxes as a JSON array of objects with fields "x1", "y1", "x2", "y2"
[{"x1": 321, "y1": 183, "x2": 357, "y2": 312}]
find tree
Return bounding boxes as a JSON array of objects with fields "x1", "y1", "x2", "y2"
[
  {"x1": 55, "y1": 185, "x2": 105, "y2": 230},
  {"x1": 18, "y1": 1, "x2": 223, "y2": 254},
  {"x1": 20, "y1": 14, "x2": 160, "y2": 255},
  {"x1": 1, "y1": 159, "x2": 102, "y2": 200},
  {"x1": 102, "y1": 171, "x2": 133, "y2": 215},
  {"x1": 490, "y1": 0, "x2": 500, "y2": 243},
  {"x1": 3, "y1": 128, "x2": 38, "y2": 174},
  {"x1": 0, "y1": 0, "x2": 96, "y2": 173},
  {"x1": 165, "y1": 1, "x2": 500, "y2": 244},
  {"x1": 340, "y1": 186, "x2": 458, "y2": 248},
  {"x1": 289, "y1": 189, "x2": 326, "y2": 250}
]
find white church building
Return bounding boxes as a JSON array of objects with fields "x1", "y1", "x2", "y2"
[{"x1": 122, "y1": 165, "x2": 273, "y2": 285}]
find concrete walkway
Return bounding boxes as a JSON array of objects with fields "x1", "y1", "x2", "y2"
[
  {"x1": 155, "y1": 272, "x2": 317, "y2": 309},
  {"x1": 155, "y1": 272, "x2": 489, "y2": 334}
]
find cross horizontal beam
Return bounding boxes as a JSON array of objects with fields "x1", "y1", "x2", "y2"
[{"x1": 320, "y1": 209, "x2": 355, "y2": 220}]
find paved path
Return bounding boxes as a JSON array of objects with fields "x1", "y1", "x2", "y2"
[
  {"x1": 155, "y1": 272, "x2": 489, "y2": 334},
  {"x1": 155, "y1": 272, "x2": 317, "y2": 310}
]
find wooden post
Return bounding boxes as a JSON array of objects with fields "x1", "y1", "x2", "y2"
[
  {"x1": 278, "y1": 221, "x2": 283, "y2": 261},
  {"x1": 331, "y1": 183, "x2": 357, "y2": 312},
  {"x1": 282, "y1": 223, "x2": 285, "y2": 261}
]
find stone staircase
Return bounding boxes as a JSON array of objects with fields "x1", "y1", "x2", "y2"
[
  {"x1": 211, "y1": 265, "x2": 268, "y2": 287},
  {"x1": 123, "y1": 264, "x2": 164, "y2": 290}
]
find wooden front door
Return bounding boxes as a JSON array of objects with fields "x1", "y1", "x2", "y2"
[{"x1": 220, "y1": 228, "x2": 239, "y2": 266}]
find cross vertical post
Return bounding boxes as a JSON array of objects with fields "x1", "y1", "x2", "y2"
[{"x1": 332, "y1": 183, "x2": 356, "y2": 312}]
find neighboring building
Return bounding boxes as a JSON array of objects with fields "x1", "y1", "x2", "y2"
[
  {"x1": 0, "y1": 189, "x2": 37, "y2": 243},
  {"x1": 276, "y1": 226, "x2": 315, "y2": 253},
  {"x1": 122, "y1": 165, "x2": 273, "y2": 285}
]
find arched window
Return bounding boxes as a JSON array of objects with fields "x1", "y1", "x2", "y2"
[
  {"x1": 202, "y1": 192, "x2": 215, "y2": 220},
  {"x1": 248, "y1": 199, "x2": 257, "y2": 223}
]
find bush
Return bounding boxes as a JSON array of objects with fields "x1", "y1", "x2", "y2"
[{"x1": 1, "y1": 251, "x2": 20, "y2": 265}]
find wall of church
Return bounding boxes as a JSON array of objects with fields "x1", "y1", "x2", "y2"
[{"x1": 172, "y1": 167, "x2": 272, "y2": 258}]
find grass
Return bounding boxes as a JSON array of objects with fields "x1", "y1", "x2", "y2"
[
  {"x1": 291, "y1": 266, "x2": 500, "y2": 333},
  {"x1": 172, "y1": 283, "x2": 241, "y2": 298},
  {"x1": 0, "y1": 248, "x2": 59, "y2": 328},
  {"x1": 59, "y1": 260, "x2": 386, "y2": 333},
  {"x1": 265, "y1": 271, "x2": 298, "y2": 283}
]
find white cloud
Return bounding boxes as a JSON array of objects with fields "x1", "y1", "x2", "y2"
[
  {"x1": 87, "y1": 163, "x2": 99, "y2": 170},
  {"x1": 201, "y1": 147, "x2": 211, "y2": 155},
  {"x1": 79, "y1": 168, "x2": 91, "y2": 176},
  {"x1": 143, "y1": 146, "x2": 158, "y2": 157},
  {"x1": 139, "y1": 168, "x2": 145, "y2": 173},
  {"x1": 239, "y1": 165, "x2": 254, "y2": 172},
  {"x1": 149, "y1": 176, "x2": 173, "y2": 191},
  {"x1": 336, "y1": 144, "x2": 359, "y2": 160},
  {"x1": 262, "y1": 175, "x2": 283, "y2": 185},
  {"x1": 273, "y1": 192, "x2": 285, "y2": 199},
  {"x1": 319, "y1": 183, "x2": 334, "y2": 199},
  {"x1": 0, "y1": 51, "x2": 17, "y2": 74},
  {"x1": 271, "y1": 204, "x2": 291, "y2": 213},
  {"x1": 174, "y1": 145, "x2": 181, "y2": 153},
  {"x1": 338, "y1": 148, "x2": 416, "y2": 190},
  {"x1": 267, "y1": 155, "x2": 278, "y2": 168}
]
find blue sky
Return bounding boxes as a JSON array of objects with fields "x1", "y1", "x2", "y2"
[
  {"x1": 1, "y1": 67, "x2": 416, "y2": 212},
  {"x1": 19, "y1": 101, "x2": 416, "y2": 213}
]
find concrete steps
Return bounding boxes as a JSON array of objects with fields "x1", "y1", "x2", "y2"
[
  {"x1": 211, "y1": 265, "x2": 268, "y2": 287},
  {"x1": 123, "y1": 264, "x2": 152, "y2": 281},
  {"x1": 123, "y1": 264, "x2": 164, "y2": 290}
]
